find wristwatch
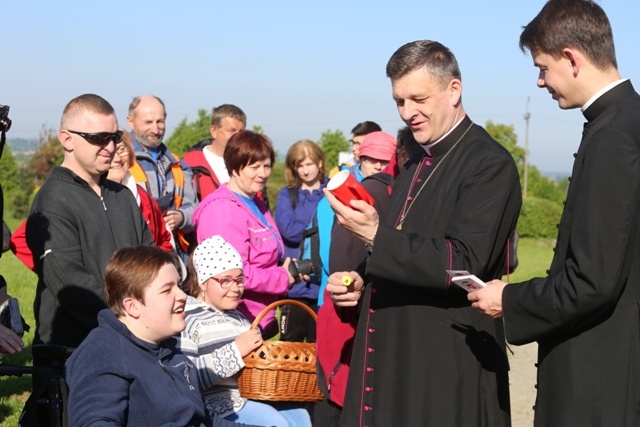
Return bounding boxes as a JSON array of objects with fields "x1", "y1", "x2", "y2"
[{"x1": 365, "y1": 237, "x2": 375, "y2": 255}]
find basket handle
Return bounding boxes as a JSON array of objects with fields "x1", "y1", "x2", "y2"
[{"x1": 250, "y1": 298, "x2": 317, "y2": 329}]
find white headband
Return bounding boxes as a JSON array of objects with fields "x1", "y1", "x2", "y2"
[{"x1": 193, "y1": 235, "x2": 243, "y2": 285}]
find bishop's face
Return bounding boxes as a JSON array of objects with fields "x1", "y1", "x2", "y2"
[{"x1": 391, "y1": 66, "x2": 462, "y2": 144}]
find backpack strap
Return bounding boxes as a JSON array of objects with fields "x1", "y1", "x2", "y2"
[
  {"x1": 190, "y1": 165, "x2": 219, "y2": 201},
  {"x1": 130, "y1": 153, "x2": 190, "y2": 253},
  {"x1": 288, "y1": 187, "x2": 298, "y2": 210},
  {"x1": 169, "y1": 153, "x2": 184, "y2": 209},
  {"x1": 168, "y1": 153, "x2": 191, "y2": 253},
  {"x1": 301, "y1": 214, "x2": 322, "y2": 276}
]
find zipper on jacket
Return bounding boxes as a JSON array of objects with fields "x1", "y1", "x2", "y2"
[
  {"x1": 158, "y1": 359, "x2": 174, "y2": 381},
  {"x1": 327, "y1": 361, "x2": 343, "y2": 392},
  {"x1": 99, "y1": 195, "x2": 107, "y2": 211}
]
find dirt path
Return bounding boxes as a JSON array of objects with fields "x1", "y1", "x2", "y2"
[{"x1": 508, "y1": 342, "x2": 538, "y2": 426}]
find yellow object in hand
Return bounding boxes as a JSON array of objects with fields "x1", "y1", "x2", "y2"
[{"x1": 341, "y1": 275, "x2": 353, "y2": 287}]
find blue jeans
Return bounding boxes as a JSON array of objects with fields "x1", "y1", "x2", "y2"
[{"x1": 224, "y1": 400, "x2": 312, "y2": 427}]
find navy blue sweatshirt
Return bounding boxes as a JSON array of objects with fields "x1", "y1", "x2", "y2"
[{"x1": 65, "y1": 309, "x2": 211, "y2": 427}]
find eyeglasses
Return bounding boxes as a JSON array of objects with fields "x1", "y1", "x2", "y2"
[
  {"x1": 361, "y1": 156, "x2": 390, "y2": 166},
  {"x1": 210, "y1": 275, "x2": 248, "y2": 289},
  {"x1": 349, "y1": 139, "x2": 361, "y2": 147},
  {"x1": 67, "y1": 129, "x2": 124, "y2": 146}
]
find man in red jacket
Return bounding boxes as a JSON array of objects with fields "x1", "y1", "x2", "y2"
[{"x1": 183, "y1": 104, "x2": 246, "y2": 201}]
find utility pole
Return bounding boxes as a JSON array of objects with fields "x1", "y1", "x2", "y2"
[{"x1": 523, "y1": 97, "x2": 531, "y2": 198}]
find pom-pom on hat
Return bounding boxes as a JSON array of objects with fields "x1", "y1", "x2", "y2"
[
  {"x1": 358, "y1": 131, "x2": 397, "y2": 162},
  {"x1": 193, "y1": 235, "x2": 243, "y2": 285}
]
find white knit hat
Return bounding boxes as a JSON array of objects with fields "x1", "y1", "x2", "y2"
[{"x1": 193, "y1": 236, "x2": 244, "y2": 285}]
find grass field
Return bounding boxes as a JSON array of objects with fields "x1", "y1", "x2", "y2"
[
  {"x1": 0, "y1": 231, "x2": 37, "y2": 426},
  {"x1": 0, "y1": 236, "x2": 555, "y2": 426}
]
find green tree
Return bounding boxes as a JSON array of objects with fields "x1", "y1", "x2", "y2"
[
  {"x1": 556, "y1": 175, "x2": 570, "y2": 193},
  {"x1": 526, "y1": 167, "x2": 566, "y2": 204},
  {"x1": 1, "y1": 144, "x2": 37, "y2": 219},
  {"x1": 29, "y1": 126, "x2": 63, "y2": 188},
  {"x1": 485, "y1": 121, "x2": 525, "y2": 167},
  {"x1": 485, "y1": 120, "x2": 565, "y2": 203},
  {"x1": 318, "y1": 129, "x2": 349, "y2": 170},
  {"x1": 0, "y1": 145, "x2": 20, "y2": 197},
  {"x1": 11, "y1": 164, "x2": 35, "y2": 218},
  {"x1": 266, "y1": 159, "x2": 286, "y2": 214},
  {"x1": 518, "y1": 197, "x2": 563, "y2": 238},
  {"x1": 165, "y1": 109, "x2": 211, "y2": 156}
]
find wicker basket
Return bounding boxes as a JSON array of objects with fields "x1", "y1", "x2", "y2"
[{"x1": 237, "y1": 299, "x2": 324, "y2": 402}]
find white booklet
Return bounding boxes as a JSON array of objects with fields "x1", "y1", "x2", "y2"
[{"x1": 446, "y1": 270, "x2": 486, "y2": 292}]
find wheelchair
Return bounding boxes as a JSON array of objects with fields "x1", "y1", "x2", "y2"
[{"x1": 0, "y1": 345, "x2": 74, "y2": 427}]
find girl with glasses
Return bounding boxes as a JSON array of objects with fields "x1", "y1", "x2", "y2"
[{"x1": 178, "y1": 235, "x2": 312, "y2": 427}]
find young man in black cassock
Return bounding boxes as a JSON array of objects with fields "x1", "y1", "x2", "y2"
[
  {"x1": 324, "y1": 40, "x2": 521, "y2": 427},
  {"x1": 470, "y1": 1, "x2": 640, "y2": 425}
]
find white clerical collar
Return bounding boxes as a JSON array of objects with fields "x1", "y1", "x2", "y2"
[
  {"x1": 421, "y1": 115, "x2": 466, "y2": 156},
  {"x1": 582, "y1": 79, "x2": 627, "y2": 112}
]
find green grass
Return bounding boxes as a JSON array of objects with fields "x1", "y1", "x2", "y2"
[
  {"x1": 503, "y1": 237, "x2": 555, "y2": 283},
  {"x1": 0, "y1": 236, "x2": 555, "y2": 426},
  {"x1": 0, "y1": 243, "x2": 37, "y2": 427}
]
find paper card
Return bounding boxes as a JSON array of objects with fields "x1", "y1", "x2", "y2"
[{"x1": 446, "y1": 270, "x2": 486, "y2": 292}]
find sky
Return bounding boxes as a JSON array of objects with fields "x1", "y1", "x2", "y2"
[{"x1": 3, "y1": 1, "x2": 639, "y2": 174}]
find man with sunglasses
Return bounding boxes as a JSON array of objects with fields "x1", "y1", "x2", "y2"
[{"x1": 22, "y1": 93, "x2": 154, "y2": 426}]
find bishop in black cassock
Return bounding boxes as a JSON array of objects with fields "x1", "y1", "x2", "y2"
[{"x1": 335, "y1": 114, "x2": 521, "y2": 427}]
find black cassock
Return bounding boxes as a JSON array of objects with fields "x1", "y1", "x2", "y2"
[
  {"x1": 504, "y1": 81, "x2": 640, "y2": 426},
  {"x1": 341, "y1": 115, "x2": 521, "y2": 427}
]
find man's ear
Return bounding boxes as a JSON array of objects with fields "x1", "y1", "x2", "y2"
[
  {"x1": 449, "y1": 79, "x2": 463, "y2": 107},
  {"x1": 126, "y1": 115, "x2": 134, "y2": 131},
  {"x1": 562, "y1": 48, "x2": 582, "y2": 77},
  {"x1": 209, "y1": 125, "x2": 218, "y2": 139},
  {"x1": 122, "y1": 297, "x2": 141, "y2": 319},
  {"x1": 58, "y1": 130, "x2": 74, "y2": 152}
]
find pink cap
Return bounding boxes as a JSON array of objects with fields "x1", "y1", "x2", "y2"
[{"x1": 358, "y1": 131, "x2": 397, "y2": 162}]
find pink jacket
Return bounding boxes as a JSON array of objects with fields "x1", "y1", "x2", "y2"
[{"x1": 193, "y1": 184, "x2": 289, "y2": 333}]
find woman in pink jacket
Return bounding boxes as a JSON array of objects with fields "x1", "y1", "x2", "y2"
[{"x1": 193, "y1": 130, "x2": 295, "y2": 338}]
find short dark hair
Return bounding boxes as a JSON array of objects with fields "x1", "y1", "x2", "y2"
[
  {"x1": 211, "y1": 104, "x2": 247, "y2": 127},
  {"x1": 396, "y1": 126, "x2": 423, "y2": 159},
  {"x1": 386, "y1": 40, "x2": 461, "y2": 87},
  {"x1": 61, "y1": 94, "x2": 116, "y2": 129},
  {"x1": 104, "y1": 246, "x2": 178, "y2": 317},
  {"x1": 351, "y1": 121, "x2": 382, "y2": 137},
  {"x1": 224, "y1": 130, "x2": 275, "y2": 176},
  {"x1": 519, "y1": 0, "x2": 617, "y2": 70}
]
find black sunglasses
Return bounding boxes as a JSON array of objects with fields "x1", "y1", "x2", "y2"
[{"x1": 67, "y1": 129, "x2": 124, "y2": 146}]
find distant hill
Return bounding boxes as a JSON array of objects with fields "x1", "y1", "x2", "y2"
[{"x1": 6, "y1": 138, "x2": 38, "y2": 153}]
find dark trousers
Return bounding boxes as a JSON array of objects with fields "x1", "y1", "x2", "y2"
[
  {"x1": 312, "y1": 399, "x2": 342, "y2": 427},
  {"x1": 279, "y1": 298, "x2": 317, "y2": 342}
]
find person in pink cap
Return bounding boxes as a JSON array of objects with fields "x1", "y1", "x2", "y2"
[{"x1": 356, "y1": 131, "x2": 397, "y2": 177}]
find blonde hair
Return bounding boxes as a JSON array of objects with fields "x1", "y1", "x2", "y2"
[{"x1": 284, "y1": 140, "x2": 326, "y2": 188}]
